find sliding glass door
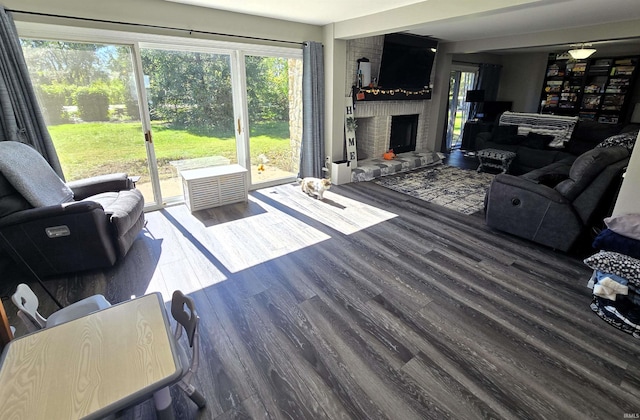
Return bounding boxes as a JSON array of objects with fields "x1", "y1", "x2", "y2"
[
  {"x1": 243, "y1": 54, "x2": 302, "y2": 186},
  {"x1": 445, "y1": 68, "x2": 477, "y2": 151},
  {"x1": 20, "y1": 40, "x2": 156, "y2": 203},
  {"x1": 18, "y1": 25, "x2": 303, "y2": 207},
  {"x1": 139, "y1": 46, "x2": 237, "y2": 201}
]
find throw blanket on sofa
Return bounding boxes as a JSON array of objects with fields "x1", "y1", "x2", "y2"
[
  {"x1": 499, "y1": 111, "x2": 579, "y2": 149},
  {"x1": 0, "y1": 141, "x2": 74, "y2": 207}
]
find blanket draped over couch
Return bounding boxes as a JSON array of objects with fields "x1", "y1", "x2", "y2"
[{"x1": 497, "y1": 111, "x2": 578, "y2": 148}]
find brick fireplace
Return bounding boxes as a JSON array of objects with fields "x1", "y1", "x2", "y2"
[
  {"x1": 354, "y1": 100, "x2": 430, "y2": 160},
  {"x1": 347, "y1": 36, "x2": 432, "y2": 161}
]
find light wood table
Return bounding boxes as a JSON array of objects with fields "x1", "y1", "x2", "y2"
[{"x1": 0, "y1": 293, "x2": 182, "y2": 420}]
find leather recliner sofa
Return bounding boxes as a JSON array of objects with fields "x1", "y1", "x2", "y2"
[
  {"x1": 484, "y1": 145, "x2": 629, "y2": 252},
  {"x1": 0, "y1": 141, "x2": 145, "y2": 277}
]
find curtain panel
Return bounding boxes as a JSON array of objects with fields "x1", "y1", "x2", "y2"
[
  {"x1": 0, "y1": 7, "x2": 63, "y2": 178},
  {"x1": 299, "y1": 41, "x2": 325, "y2": 178}
]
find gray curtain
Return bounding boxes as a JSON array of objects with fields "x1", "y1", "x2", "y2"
[
  {"x1": 0, "y1": 7, "x2": 63, "y2": 178},
  {"x1": 299, "y1": 41, "x2": 325, "y2": 178},
  {"x1": 471, "y1": 63, "x2": 502, "y2": 120}
]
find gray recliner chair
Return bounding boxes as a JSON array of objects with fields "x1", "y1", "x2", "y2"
[
  {"x1": 0, "y1": 141, "x2": 145, "y2": 277},
  {"x1": 484, "y1": 145, "x2": 629, "y2": 252}
]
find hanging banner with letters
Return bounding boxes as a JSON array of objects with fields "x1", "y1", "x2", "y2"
[{"x1": 344, "y1": 96, "x2": 358, "y2": 167}]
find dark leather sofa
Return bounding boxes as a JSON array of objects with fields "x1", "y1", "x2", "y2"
[
  {"x1": 0, "y1": 141, "x2": 145, "y2": 277},
  {"x1": 484, "y1": 143, "x2": 632, "y2": 252},
  {"x1": 476, "y1": 119, "x2": 634, "y2": 175}
]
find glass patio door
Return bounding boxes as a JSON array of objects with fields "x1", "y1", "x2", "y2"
[
  {"x1": 20, "y1": 40, "x2": 157, "y2": 204},
  {"x1": 138, "y1": 46, "x2": 237, "y2": 202},
  {"x1": 19, "y1": 24, "x2": 304, "y2": 207},
  {"x1": 445, "y1": 68, "x2": 477, "y2": 151},
  {"x1": 242, "y1": 54, "x2": 302, "y2": 187}
]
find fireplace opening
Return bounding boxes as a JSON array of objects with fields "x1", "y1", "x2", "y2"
[{"x1": 389, "y1": 114, "x2": 418, "y2": 154}]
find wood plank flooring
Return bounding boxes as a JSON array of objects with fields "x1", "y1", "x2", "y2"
[{"x1": 2, "y1": 178, "x2": 640, "y2": 419}]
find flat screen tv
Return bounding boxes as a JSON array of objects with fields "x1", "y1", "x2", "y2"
[
  {"x1": 480, "y1": 101, "x2": 513, "y2": 123},
  {"x1": 378, "y1": 33, "x2": 438, "y2": 89}
]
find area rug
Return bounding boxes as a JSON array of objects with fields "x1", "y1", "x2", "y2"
[{"x1": 374, "y1": 164, "x2": 495, "y2": 215}]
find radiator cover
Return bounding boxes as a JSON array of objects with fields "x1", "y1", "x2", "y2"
[{"x1": 180, "y1": 164, "x2": 248, "y2": 212}]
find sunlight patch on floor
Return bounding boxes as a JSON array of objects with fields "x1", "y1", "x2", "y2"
[
  {"x1": 145, "y1": 182, "x2": 396, "y2": 280},
  {"x1": 258, "y1": 183, "x2": 398, "y2": 235},
  {"x1": 206, "y1": 211, "x2": 330, "y2": 273}
]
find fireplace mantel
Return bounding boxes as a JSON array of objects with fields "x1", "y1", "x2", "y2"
[{"x1": 353, "y1": 86, "x2": 431, "y2": 102}]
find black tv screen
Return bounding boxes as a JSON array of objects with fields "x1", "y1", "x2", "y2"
[
  {"x1": 378, "y1": 33, "x2": 438, "y2": 89},
  {"x1": 480, "y1": 101, "x2": 513, "y2": 123}
]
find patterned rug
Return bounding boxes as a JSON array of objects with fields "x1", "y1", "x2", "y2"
[{"x1": 374, "y1": 164, "x2": 495, "y2": 215}]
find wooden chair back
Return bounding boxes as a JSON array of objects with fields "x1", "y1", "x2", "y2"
[{"x1": 0, "y1": 298, "x2": 14, "y2": 352}]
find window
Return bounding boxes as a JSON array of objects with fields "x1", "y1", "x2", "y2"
[{"x1": 17, "y1": 22, "x2": 303, "y2": 208}]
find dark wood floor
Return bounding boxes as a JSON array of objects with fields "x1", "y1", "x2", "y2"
[
  {"x1": 3, "y1": 176, "x2": 640, "y2": 419},
  {"x1": 444, "y1": 148, "x2": 486, "y2": 171}
]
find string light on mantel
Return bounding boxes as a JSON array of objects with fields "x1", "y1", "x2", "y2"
[{"x1": 357, "y1": 87, "x2": 431, "y2": 96}]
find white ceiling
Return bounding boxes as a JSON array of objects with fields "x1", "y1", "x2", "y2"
[
  {"x1": 165, "y1": 0, "x2": 640, "y2": 44},
  {"x1": 164, "y1": 0, "x2": 431, "y2": 26}
]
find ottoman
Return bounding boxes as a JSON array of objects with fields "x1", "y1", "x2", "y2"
[{"x1": 477, "y1": 148, "x2": 517, "y2": 174}]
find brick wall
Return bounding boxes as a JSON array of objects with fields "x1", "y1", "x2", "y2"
[{"x1": 346, "y1": 36, "x2": 431, "y2": 160}]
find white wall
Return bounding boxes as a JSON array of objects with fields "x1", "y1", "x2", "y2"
[
  {"x1": 613, "y1": 131, "x2": 640, "y2": 216},
  {"x1": 497, "y1": 53, "x2": 547, "y2": 112},
  {"x1": 322, "y1": 25, "x2": 347, "y2": 163},
  {"x1": 4, "y1": 0, "x2": 323, "y2": 45}
]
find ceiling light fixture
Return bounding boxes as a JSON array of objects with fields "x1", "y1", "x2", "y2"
[{"x1": 568, "y1": 43, "x2": 596, "y2": 60}]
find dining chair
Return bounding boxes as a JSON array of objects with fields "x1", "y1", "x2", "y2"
[
  {"x1": 11, "y1": 283, "x2": 111, "y2": 332},
  {"x1": 0, "y1": 299, "x2": 14, "y2": 352},
  {"x1": 170, "y1": 290, "x2": 207, "y2": 408}
]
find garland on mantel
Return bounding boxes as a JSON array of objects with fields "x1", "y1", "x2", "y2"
[{"x1": 356, "y1": 87, "x2": 431, "y2": 96}]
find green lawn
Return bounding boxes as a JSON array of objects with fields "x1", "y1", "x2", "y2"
[{"x1": 48, "y1": 121, "x2": 292, "y2": 180}]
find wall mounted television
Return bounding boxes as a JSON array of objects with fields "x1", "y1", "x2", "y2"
[
  {"x1": 378, "y1": 33, "x2": 438, "y2": 90},
  {"x1": 479, "y1": 101, "x2": 513, "y2": 123}
]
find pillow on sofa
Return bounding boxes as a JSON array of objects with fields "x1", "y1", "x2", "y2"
[
  {"x1": 522, "y1": 132, "x2": 555, "y2": 149},
  {"x1": 584, "y1": 251, "x2": 640, "y2": 284},
  {"x1": 571, "y1": 120, "x2": 622, "y2": 143},
  {"x1": 491, "y1": 125, "x2": 519, "y2": 144},
  {"x1": 596, "y1": 130, "x2": 639, "y2": 153},
  {"x1": 592, "y1": 229, "x2": 640, "y2": 260},
  {"x1": 566, "y1": 120, "x2": 622, "y2": 156},
  {"x1": 494, "y1": 134, "x2": 526, "y2": 145},
  {"x1": 604, "y1": 213, "x2": 640, "y2": 241}
]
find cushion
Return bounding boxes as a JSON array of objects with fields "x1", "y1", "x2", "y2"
[
  {"x1": 570, "y1": 120, "x2": 622, "y2": 144},
  {"x1": 596, "y1": 130, "x2": 638, "y2": 153},
  {"x1": 0, "y1": 142, "x2": 74, "y2": 207},
  {"x1": 490, "y1": 125, "x2": 520, "y2": 145},
  {"x1": 522, "y1": 132, "x2": 554, "y2": 149},
  {"x1": 85, "y1": 189, "x2": 145, "y2": 237},
  {"x1": 592, "y1": 229, "x2": 640, "y2": 260},
  {"x1": 584, "y1": 251, "x2": 640, "y2": 285},
  {"x1": 566, "y1": 120, "x2": 622, "y2": 156},
  {"x1": 494, "y1": 134, "x2": 525, "y2": 145},
  {"x1": 604, "y1": 213, "x2": 640, "y2": 241},
  {"x1": 554, "y1": 146, "x2": 629, "y2": 201},
  {"x1": 537, "y1": 172, "x2": 568, "y2": 188}
]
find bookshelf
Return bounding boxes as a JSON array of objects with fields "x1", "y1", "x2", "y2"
[
  {"x1": 539, "y1": 55, "x2": 587, "y2": 116},
  {"x1": 539, "y1": 54, "x2": 639, "y2": 124}
]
